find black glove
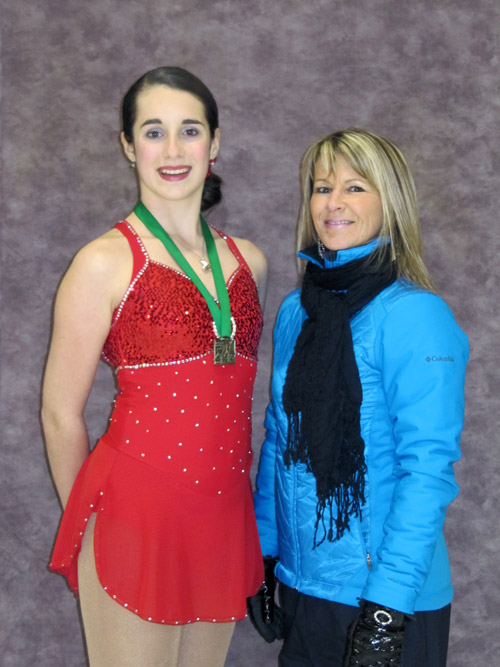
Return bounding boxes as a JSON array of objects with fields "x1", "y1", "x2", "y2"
[
  {"x1": 343, "y1": 600, "x2": 407, "y2": 666},
  {"x1": 246, "y1": 556, "x2": 285, "y2": 643}
]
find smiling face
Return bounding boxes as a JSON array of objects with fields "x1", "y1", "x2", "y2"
[
  {"x1": 121, "y1": 84, "x2": 219, "y2": 208},
  {"x1": 310, "y1": 155, "x2": 384, "y2": 252}
]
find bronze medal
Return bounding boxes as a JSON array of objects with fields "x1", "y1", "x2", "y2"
[{"x1": 213, "y1": 337, "x2": 236, "y2": 365}]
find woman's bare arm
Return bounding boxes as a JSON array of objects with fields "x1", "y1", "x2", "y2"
[{"x1": 42, "y1": 235, "x2": 129, "y2": 508}]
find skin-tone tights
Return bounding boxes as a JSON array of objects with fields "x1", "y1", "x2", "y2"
[{"x1": 78, "y1": 515, "x2": 235, "y2": 667}]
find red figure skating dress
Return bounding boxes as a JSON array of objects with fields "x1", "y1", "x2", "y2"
[{"x1": 49, "y1": 221, "x2": 265, "y2": 624}]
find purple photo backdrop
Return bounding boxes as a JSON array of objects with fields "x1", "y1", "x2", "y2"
[{"x1": 2, "y1": 1, "x2": 499, "y2": 664}]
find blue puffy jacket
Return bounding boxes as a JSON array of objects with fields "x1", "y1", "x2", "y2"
[{"x1": 254, "y1": 240, "x2": 469, "y2": 615}]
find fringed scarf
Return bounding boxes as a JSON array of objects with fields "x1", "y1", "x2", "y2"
[{"x1": 282, "y1": 248, "x2": 397, "y2": 547}]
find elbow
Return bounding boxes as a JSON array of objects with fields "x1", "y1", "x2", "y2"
[
  {"x1": 41, "y1": 401, "x2": 82, "y2": 442},
  {"x1": 41, "y1": 404, "x2": 63, "y2": 451},
  {"x1": 41, "y1": 401, "x2": 61, "y2": 433}
]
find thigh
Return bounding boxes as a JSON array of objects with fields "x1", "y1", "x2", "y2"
[
  {"x1": 402, "y1": 605, "x2": 451, "y2": 667},
  {"x1": 178, "y1": 621, "x2": 235, "y2": 667},
  {"x1": 78, "y1": 514, "x2": 182, "y2": 667},
  {"x1": 278, "y1": 584, "x2": 358, "y2": 667},
  {"x1": 278, "y1": 585, "x2": 310, "y2": 666}
]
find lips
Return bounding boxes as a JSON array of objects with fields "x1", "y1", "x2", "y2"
[
  {"x1": 158, "y1": 166, "x2": 191, "y2": 181},
  {"x1": 324, "y1": 218, "x2": 353, "y2": 227}
]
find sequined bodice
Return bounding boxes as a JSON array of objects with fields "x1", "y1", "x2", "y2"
[
  {"x1": 102, "y1": 222, "x2": 263, "y2": 369},
  {"x1": 99, "y1": 221, "x2": 263, "y2": 495}
]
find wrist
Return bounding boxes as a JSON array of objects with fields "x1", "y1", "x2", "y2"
[{"x1": 360, "y1": 601, "x2": 407, "y2": 630}]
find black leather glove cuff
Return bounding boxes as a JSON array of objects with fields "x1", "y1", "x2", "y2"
[
  {"x1": 360, "y1": 601, "x2": 407, "y2": 630},
  {"x1": 261, "y1": 556, "x2": 278, "y2": 623},
  {"x1": 246, "y1": 556, "x2": 285, "y2": 643},
  {"x1": 343, "y1": 600, "x2": 408, "y2": 666}
]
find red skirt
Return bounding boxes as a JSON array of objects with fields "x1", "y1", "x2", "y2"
[{"x1": 49, "y1": 437, "x2": 264, "y2": 624}]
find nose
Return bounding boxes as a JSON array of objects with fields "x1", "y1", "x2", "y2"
[
  {"x1": 326, "y1": 187, "x2": 344, "y2": 211},
  {"x1": 164, "y1": 133, "x2": 183, "y2": 157}
]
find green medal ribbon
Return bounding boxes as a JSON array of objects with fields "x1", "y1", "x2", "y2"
[{"x1": 133, "y1": 201, "x2": 234, "y2": 346}]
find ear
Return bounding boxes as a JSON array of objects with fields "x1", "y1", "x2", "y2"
[
  {"x1": 120, "y1": 132, "x2": 136, "y2": 164},
  {"x1": 209, "y1": 128, "x2": 220, "y2": 160}
]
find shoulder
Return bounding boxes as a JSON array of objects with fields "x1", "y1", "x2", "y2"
[
  {"x1": 369, "y1": 280, "x2": 454, "y2": 322},
  {"x1": 68, "y1": 228, "x2": 129, "y2": 280},
  {"x1": 372, "y1": 280, "x2": 469, "y2": 355},
  {"x1": 226, "y1": 236, "x2": 268, "y2": 307},
  {"x1": 229, "y1": 236, "x2": 268, "y2": 277},
  {"x1": 280, "y1": 288, "x2": 302, "y2": 311},
  {"x1": 274, "y1": 289, "x2": 303, "y2": 331},
  {"x1": 57, "y1": 227, "x2": 133, "y2": 309}
]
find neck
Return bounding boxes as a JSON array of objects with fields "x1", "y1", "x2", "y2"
[
  {"x1": 132, "y1": 200, "x2": 211, "y2": 270},
  {"x1": 136, "y1": 192, "x2": 204, "y2": 244}
]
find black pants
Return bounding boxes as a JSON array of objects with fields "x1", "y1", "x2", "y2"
[{"x1": 278, "y1": 584, "x2": 451, "y2": 667}]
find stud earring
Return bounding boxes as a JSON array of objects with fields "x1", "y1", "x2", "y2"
[{"x1": 129, "y1": 161, "x2": 136, "y2": 169}]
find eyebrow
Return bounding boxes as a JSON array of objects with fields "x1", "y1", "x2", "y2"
[
  {"x1": 313, "y1": 176, "x2": 369, "y2": 184},
  {"x1": 140, "y1": 118, "x2": 204, "y2": 128}
]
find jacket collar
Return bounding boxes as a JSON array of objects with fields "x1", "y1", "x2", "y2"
[{"x1": 298, "y1": 237, "x2": 389, "y2": 269}]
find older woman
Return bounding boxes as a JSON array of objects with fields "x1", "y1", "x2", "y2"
[{"x1": 249, "y1": 129, "x2": 468, "y2": 666}]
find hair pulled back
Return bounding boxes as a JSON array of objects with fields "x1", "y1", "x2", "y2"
[{"x1": 121, "y1": 66, "x2": 222, "y2": 212}]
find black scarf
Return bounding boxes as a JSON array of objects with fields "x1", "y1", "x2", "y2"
[{"x1": 282, "y1": 247, "x2": 397, "y2": 547}]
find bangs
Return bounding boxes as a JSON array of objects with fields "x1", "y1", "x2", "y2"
[
  {"x1": 315, "y1": 142, "x2": 340, "y2": 178},
  {"x1": 313, "y1": 139, "x2": 377, "y2": 190}
]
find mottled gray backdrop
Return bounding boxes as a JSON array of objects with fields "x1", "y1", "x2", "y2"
[{"x1": 1, "y1": 0, "x2": 499, "y2": 665}]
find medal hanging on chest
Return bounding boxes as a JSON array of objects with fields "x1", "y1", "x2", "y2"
[
  {"x1": 212, "y1": 319, "x2": 236, "y2": 365},
  {"x1": 134, "y1": 201, "x2": 236, "y2": 365}
]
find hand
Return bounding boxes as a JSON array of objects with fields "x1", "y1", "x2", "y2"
[
  {"x1": 343, "y1": 601, "x2": 406, "y2": 666},
  {"x1": 246, "y1": 556, "x2": 285, "y2": 643}
]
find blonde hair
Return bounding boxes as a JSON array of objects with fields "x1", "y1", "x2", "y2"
[{"x1": 296, "y1": 128, "x2": 434, "y2": 290}]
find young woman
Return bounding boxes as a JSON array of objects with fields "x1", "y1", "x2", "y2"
[
  {"x1": 249, "y1": 129, "x2": 468, "y2": 666},
  {"x1": 42, "y1": 66, "x2": 267, "y2": 667}
]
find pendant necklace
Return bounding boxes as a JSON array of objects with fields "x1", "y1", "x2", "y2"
[
  {"x1": 134, "y1": 201, "x2": 236, "y2": 365},
  {"x1": 199, "y1": 256, "x2": 211, "y2": 272},
  {"x1": 169, "y1": 233, "x2": 211, "y2": 272}
]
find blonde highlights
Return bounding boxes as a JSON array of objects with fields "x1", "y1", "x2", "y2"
[{"x1": 296, "y1": 129, "x2": 434, "y2": 290}]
